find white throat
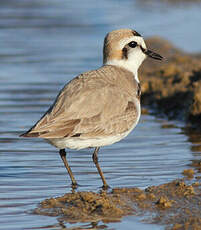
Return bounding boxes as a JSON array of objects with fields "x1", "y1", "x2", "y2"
[
  {"x1": 105, "y1": 59, "x2": 139, "y2": 82},
  {"x1": 104, "y1": 50, "x2": 146, "y2": 83}
]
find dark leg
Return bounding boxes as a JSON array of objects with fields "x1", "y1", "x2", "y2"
[
  {"x1": 92, "y1": 147, "x2": 109, "y2": 189},
  {"x1": 59, "y1": 149, "x2": 77, "y2": 188}
]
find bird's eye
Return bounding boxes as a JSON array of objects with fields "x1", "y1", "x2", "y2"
[{"x1": 128, "y1": 41, "x2": 137, "y2": 48}]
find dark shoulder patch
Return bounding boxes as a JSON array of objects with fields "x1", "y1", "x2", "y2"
[
  {"x1": 132, "y1": 30, "x2": 141, "y2": 37},
  {"x1": 126, "y1": 101, "x2": 135, "y2": 112},
  {"x1": 137, "y1": 83, "x2": 141, "y2": 97},
  {"x1": 71, "y1": 133, "x2": 81, "y2": 137}
]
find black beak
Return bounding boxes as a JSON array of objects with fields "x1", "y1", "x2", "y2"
[{"x1": 141, "y1": 47, "x2": 163, "y2": 60}]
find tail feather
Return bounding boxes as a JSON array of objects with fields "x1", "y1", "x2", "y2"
[{"x1": 20, "y1": 131, "x2": 40, "y2": 138}]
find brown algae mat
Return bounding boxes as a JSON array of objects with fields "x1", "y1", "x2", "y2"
[
  {"x1": 34, "y1": 174, "x2": 201, "y2": 230},
  {"x1": 33, "y1": 128, "x2": 201, "y2": 227},
  {"x1": 140, "y1": 37, "x2": 201, "y2": 128}
]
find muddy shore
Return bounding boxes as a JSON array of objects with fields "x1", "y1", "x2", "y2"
[
  {"x1": 34, "y1": 171, "x2": 201, "y2": 230},
  {"x1": 139, "y1": 37, "x2": 201, "y2": 129},
  {"x1": 140, "y1": 37, "x2": 201, "y2": 129}
]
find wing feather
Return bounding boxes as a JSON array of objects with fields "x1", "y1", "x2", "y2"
[{"x1": 21, "y1": 65, "x2": 140, "y2": 138}]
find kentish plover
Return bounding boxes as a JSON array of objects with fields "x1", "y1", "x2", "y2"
[{"x1": 21, "y1": 29, "x2": 163, "y2": 189}]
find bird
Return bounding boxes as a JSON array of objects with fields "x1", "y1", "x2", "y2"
[{"x1": 20, "y1": 29, "x2": 163, "y2": 189}]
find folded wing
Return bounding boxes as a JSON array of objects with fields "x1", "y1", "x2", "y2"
[{"x1": 21, "y1": 66, "x2": 139, "y2": 139}]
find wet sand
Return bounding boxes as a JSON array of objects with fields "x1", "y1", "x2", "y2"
[{"x1": 34, "y1": 168, "x2": 201, "y2": 230}]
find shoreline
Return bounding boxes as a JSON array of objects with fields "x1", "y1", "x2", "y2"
[
  {"x1": 140, "y1": 37, "x2": 201, "y2": 129},
  {"x1": 34, "y1": 172, "x2": 201, "y2": 230}
]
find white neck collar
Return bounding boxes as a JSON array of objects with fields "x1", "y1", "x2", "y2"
[{"x1": 104, "y1": 59, "x2": 140, "y2": 83}]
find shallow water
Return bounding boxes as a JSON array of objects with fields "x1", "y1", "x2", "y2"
[{"x1": 0, "y1": 0, "x2": 201, "y2": 229}]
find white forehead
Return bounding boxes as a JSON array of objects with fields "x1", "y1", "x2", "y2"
[{"x1": 119, "y1": 36, "x2": 146, "y2": 49}]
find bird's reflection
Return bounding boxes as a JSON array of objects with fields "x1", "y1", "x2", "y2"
[{"x1": 32, "y1": 220, "x2": 108, "y2": 230}]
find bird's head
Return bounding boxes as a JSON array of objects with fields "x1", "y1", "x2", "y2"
[{"x1": 103, "y1": 29, "x2": 163, "y2": 81}]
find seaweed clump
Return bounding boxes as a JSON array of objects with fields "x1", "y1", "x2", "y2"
[
  {"x1": 140, "y1": 37, "x2": 201, "y2": 128},
  {"x1": 34, "y1": 178, "x2": 201, "y2": 229}
]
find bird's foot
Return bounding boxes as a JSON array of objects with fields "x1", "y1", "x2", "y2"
[
  {"x1": 101, "y1": 184, "x2": 110, "y2": 191},
  {"x1": 71, "y1": 182, "x2": 78, "y2": 191}
]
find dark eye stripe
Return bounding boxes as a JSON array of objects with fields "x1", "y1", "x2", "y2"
[
  {"x1": 128, "y1": 41, "x2": 137, "y2": 48},
  {"x1": 122, "y1": 47, "x2": 128, "y2": 59}
]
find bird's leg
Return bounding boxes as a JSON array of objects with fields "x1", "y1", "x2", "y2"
[
  {"x1": 59, "y1": 149, "x2": 77, "y2": 188},
  {"x1": 92, "y1": 147, "x2": 109, "y2": 189}
]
